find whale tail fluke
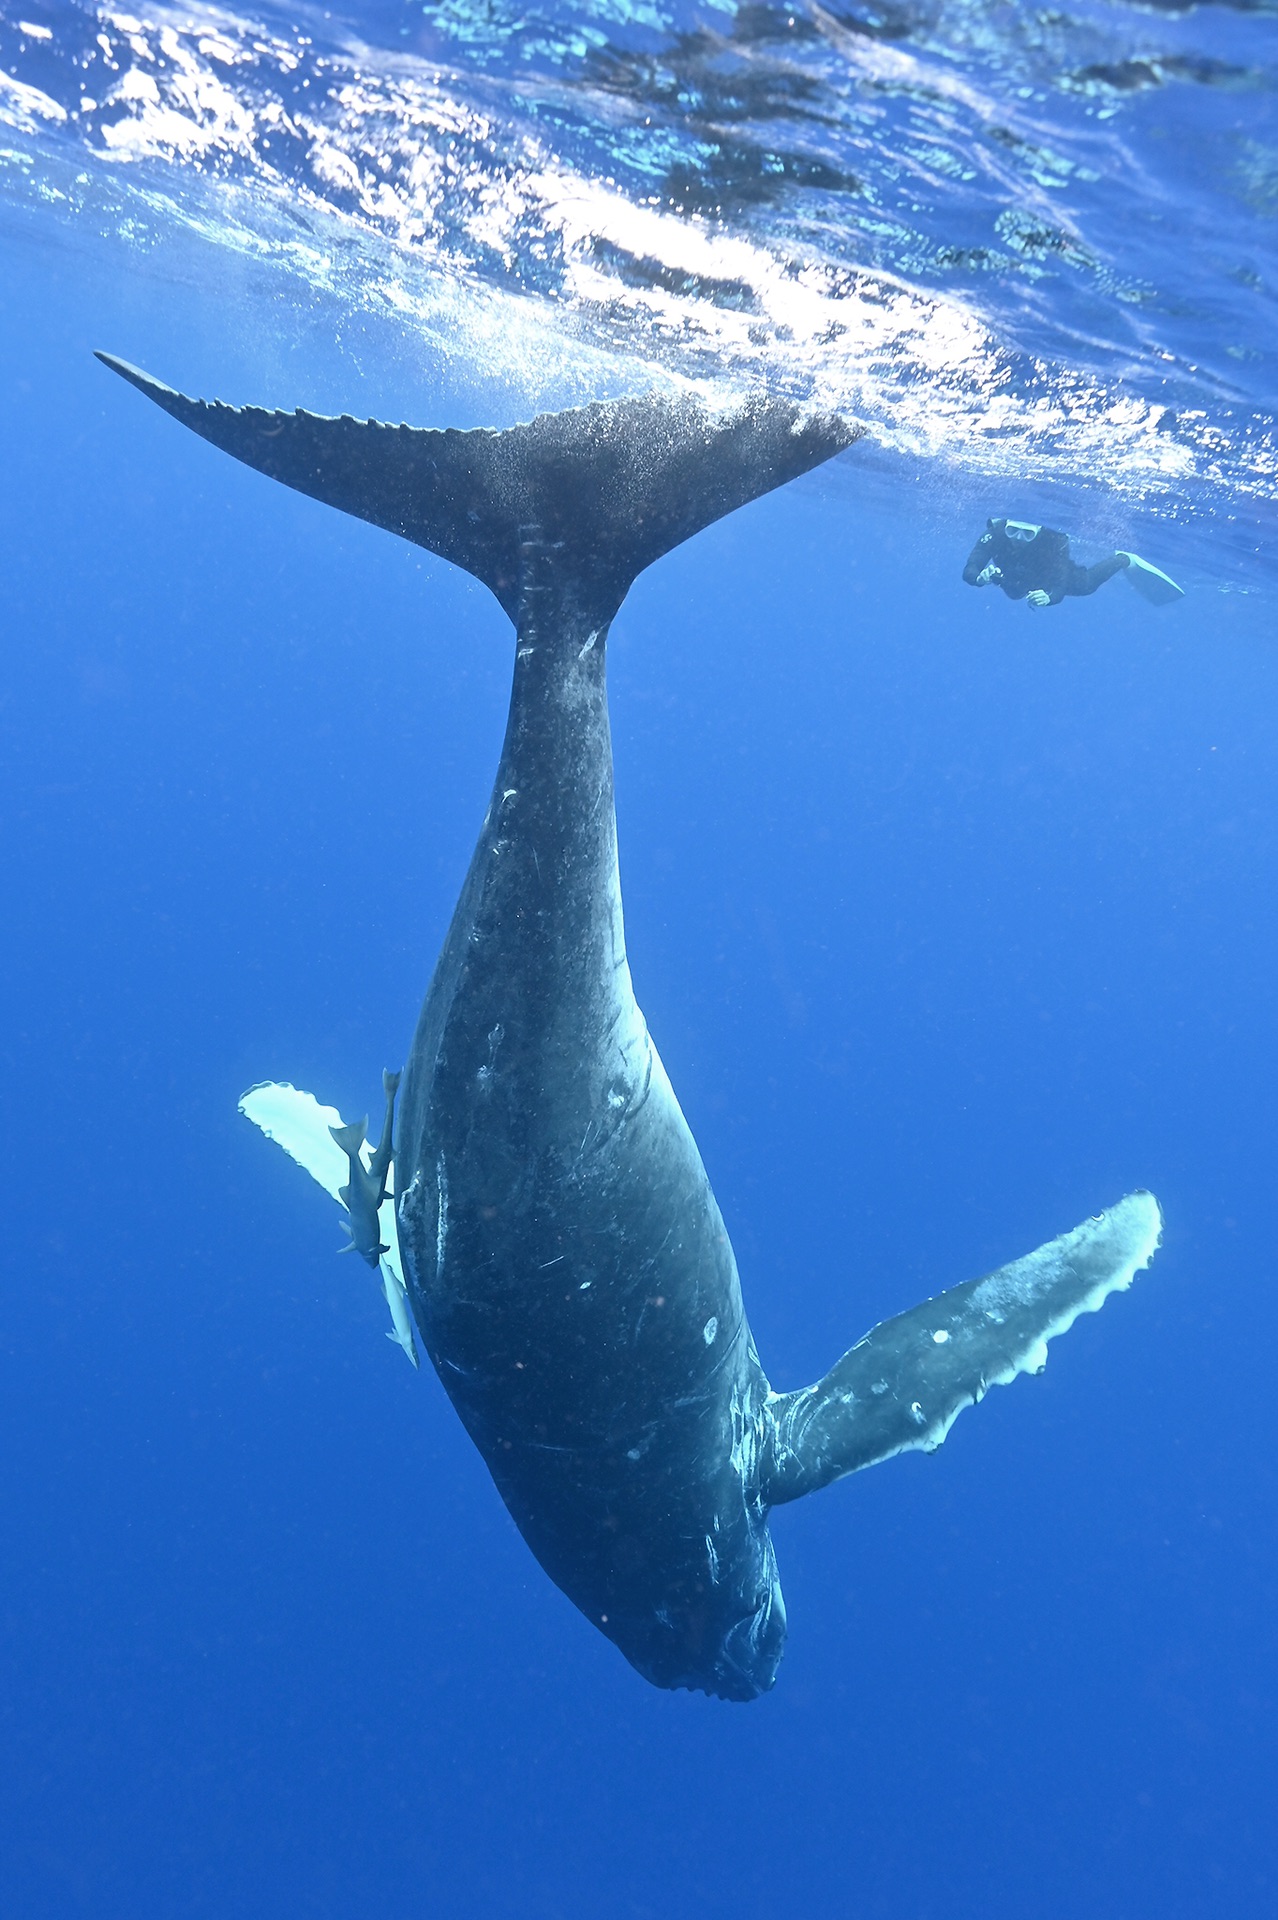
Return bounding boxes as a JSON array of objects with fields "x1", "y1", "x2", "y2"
[
  {"x1": 764, "y1": 1191, "x2": 1162, "y2": 1505},
  {"x1": 94, "y1": 352, "x2": 858, "y2": 627}
]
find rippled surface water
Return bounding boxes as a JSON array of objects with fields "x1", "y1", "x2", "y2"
[{"x1": 2, "y1": 0, "x2": 1275, "y2": 583}]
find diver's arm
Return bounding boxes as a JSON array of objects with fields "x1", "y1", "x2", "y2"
[
  {"x1": 1034, "y1": 530, "x2": 1073, "y2": 605},
  {"x1": 962, "y1": 531, "x2": 997, "y2": 586}
]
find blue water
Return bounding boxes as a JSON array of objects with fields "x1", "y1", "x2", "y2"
[{"x1": 1, "y1": 3, "x2": 1276, "y2": 1916}]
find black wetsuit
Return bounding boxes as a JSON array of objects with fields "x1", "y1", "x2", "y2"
[{"x1": 963, "y1": 519, "x2": 1128, "y2": 606}]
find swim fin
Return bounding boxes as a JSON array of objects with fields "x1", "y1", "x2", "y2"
[{"x1": 1119, "y1": 552, "x2": 1184, "y2": 607}]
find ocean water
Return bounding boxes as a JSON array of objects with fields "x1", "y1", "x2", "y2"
[{"x1": 1, "y1": 2, "x2": 1275, "y2": 1916}]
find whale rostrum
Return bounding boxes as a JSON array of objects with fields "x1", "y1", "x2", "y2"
[{"x1": 98, "y1": 351, "x2": 1163, "y2": 1701}]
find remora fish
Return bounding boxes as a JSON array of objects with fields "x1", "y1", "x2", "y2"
[
  {"x1": 98, "y1": 352, "x2": 1163, "y2": 1701},
  {"x1": 330, "y1": 1068, "x2": 401, "y2": 1266},
  {"x1": 237, "y1": 1080, "x2": 417, "y2": 1368}
]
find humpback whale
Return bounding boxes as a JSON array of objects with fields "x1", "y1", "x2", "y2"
[{"x1": 98, "y1": 351, "x2": 1163, "y2": 1700}]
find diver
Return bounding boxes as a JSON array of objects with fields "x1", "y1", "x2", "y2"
[{"x1": 963, "y1": 518, "x2": 1183, "y2": 609}]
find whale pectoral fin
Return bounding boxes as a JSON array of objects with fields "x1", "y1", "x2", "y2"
[
  {"x1": 239, "y1": 1082, "x2": 352, "y2": 1201},
  {"x1": 763, "y1": 1191, "x2": 1162, "y2": 1506},
  {"x1": 240, "y1": 1081, "x2": 420, "y2": 1368}
]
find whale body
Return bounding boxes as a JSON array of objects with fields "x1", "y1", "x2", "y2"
[{"x1": 98, "y1": 352, "x2": 1163, "y2": 1700}]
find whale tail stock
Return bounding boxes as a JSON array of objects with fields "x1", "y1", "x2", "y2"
[
  {"x1": 764, "y1": 1191, "x2": 1162, "y2": 1504},
  {"x1": 94, "y1": 352, "x2": 859, "y2": 627}
]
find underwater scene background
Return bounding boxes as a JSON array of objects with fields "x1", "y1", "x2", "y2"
[{"x1": 1, "y1": 1, "x2": 1276, "y2": 1915}]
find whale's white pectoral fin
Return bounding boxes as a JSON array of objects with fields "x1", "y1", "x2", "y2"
[
  {"x1": 376, "y1": 1175, "x2": 406, "y2": 1290},
  {"x1": 239, "y1": 1081, "x2": 415, "y2": 1365},
  {"x1": 240, "y1": 1081, "x2": 353, "y2": 1199},
  {"x1": 764, "y1": 1191, "x2": 1163, "y2": 1504}
]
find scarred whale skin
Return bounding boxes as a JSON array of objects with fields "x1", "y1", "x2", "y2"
[
  {"x1": 97, "y1": 351, "x2": 1164, "y2": 1700},
  {"x1": 393, "y1": 528, "x2": 786, "y2": 1698}
]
